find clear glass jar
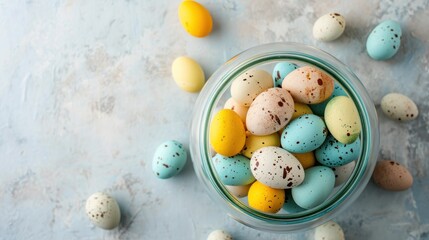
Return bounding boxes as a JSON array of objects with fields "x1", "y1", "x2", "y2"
[{"x1": 189, "y1": 42, "x2": 380, "y2": 232}]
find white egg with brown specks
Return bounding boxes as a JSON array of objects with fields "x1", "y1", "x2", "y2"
[
  {"x1": 381, "y1": 93, "x2": 418, "y2": 121},
  {"x1": 314, "y1": 220, "x2": 345, "y2": 240},
  {"x1": 230, "y1": 69, "x2": 273, "y2": 107},
  {"x1": 207, "y1": 229, "x2": 233, "y2": 240},
  {"x1": 85, "y1": 192, "x2": 121, "y2": 230},
  {"x1": 313, "y1": 13, "x2": 346, "y2": 41},
  {"x1": 332, "y1": 161, "x2": 356, "y2": 186}
]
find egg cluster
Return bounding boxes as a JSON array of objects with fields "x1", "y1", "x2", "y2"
[{"x1": 209, "y1": 63, "x2": 363, "y2": 214}]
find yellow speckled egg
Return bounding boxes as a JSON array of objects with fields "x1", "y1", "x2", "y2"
[
  {"x1": 292, "y1": 152, "x2": 316, "y2": 169},
  {"x1": 178, "y1": 1, "x2": 213, "y2": 38},
  {"x1": 291, "y1": 102, "x2": 313, "y2": 120},
  {"x1": 324, "y1": 96, "x2": 361, "y2": 144},
  {"x1": 242, "y1": 132, "x2": 280, "y2": 158},
  {"x1": 172, "y1": 56, "x2": 205, "y2": 93},
  {"x1": 210, "y1": 109, "x2": 246, "y2": 157},
  {"x1": 248, "y1": 181, "x2": 285, "y2": 213}
]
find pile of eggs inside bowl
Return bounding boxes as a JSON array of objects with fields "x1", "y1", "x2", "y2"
[{"x1": 208, "y1": 60, "x2": 362, "y2": 214}]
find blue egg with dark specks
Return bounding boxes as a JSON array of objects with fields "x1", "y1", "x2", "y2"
[
  {"x1": 281, "y1": 114, "x2": 327, "y2": 153},
  {"x1": 366, "y1": 20, "x2": 402, "y2": 60},
  {"x1": 152, "y1": 140, "x2": 187, "y2": 179},
  {"x1": 283, "y1": 190, "x2": 305, "y2": 213},
  {"x1": 212, "y1": 154, "x2": 255, "y2": 186},
  {"x1": 310, "y1": 83, "x2": 347, "y2": 116},
  {"x1": 272, "y1": 62, "x2": 299, "y2": 87},
  {"x1": 315, "y1": 135, "x2": 360, "y2": 167}
]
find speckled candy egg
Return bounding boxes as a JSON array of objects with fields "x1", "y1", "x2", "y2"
[
  {"x1": 85, "y1": 192, "x2": 121, "y2": 230},
  {"x1": 332, "y1": 161, "x2": 356, "y2": 186},
  {"x1": 224, "y1": 97, "x2": 249, "y2": 124},
  {"x1": 212, "y1": 154, "x2": 255, "y2": 186},
  {"x1": 209, "y1": 109, "x2": 246, "y2": 157},
  {"x1": 315, "y1": 135, "x2": 360, "y2": 167},
  {"x1": 248, "y1": 181, "x2": 285, "y2": 213},
  {"x1": 282, "y1": 66, "x2": 334, "y2": 104},
  {"x1": 310, "y1": 83, "x2": 347, "y2": 116},
  {"x1": 366, "y1": 20, "x2": 402, "y2": 60},
  {"x1": 225, "y1": 184, "x2": 251, "y2": 198},
  {"x1": 242, "y1": 132, "x2": 280, "y2": 159},
  {"x1": 292, "y1": 166, "x2": 335, "y2": 209},
  {"x1": 250, "y1": 146, "x2": 304, "y2": 189},
  {"x1": 281, "y1": 114, "x2": 328, "y2": 153},
  {"x1": 372, "y1": 160, "x2": 413, "y2": 191},
  {"x1": 283, "y1": 190, "x2": 305, "y2": 213},
  {"x1": 272, "y1": 62, "x2": 298, "y2": 87},
  {"x1": 313, "y1": 13, "x2": 346, "y2": 41},
  {"x1": 152, "y1": 140, "x2": 187, "y2": 179},
  {"x1": 314, "y1": 220, "x2": 345, "y2": 240},
  {"x1": 381, "y1": 93, "x2": 418, "y2": 121},
  {"x1": 324, "y1": 96, "x2": 361, "y2": 144},
  {"x1": 207, "y1": 229, "x2": 233, "y2": 240},
  {"x1": 246, "y1": 88, "x2": 294, "y2": 136},
  {"x1": 231, "y1": 69, "x2": 273, "y2": 107}
]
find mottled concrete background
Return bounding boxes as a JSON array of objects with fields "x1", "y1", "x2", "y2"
[{"x1": 0, "y1": 0, "x2": 428, "y2": 239}]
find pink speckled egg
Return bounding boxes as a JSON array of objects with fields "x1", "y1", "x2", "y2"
[
  {"x1": 282, "y1": 66, "x2": 334, "y2": 104},
  {"x1": 372, "y1": 160, "x2": 413, "y2": 191}
]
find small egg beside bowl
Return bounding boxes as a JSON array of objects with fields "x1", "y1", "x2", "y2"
[{"x1": 85, "y1": 192, "x2": 121, "y2": 230}]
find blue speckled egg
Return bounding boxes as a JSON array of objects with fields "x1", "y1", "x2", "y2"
[
  {"x1": 212, "y1": 154, "x2": 256, "y2": 186},
  {"x1": 366, "y1": 20, "x2": 402, "y2": 60},
  {"x1": 291, "y1": 166, "x2": 335, "y2": 209},
  {"x1": 152, "y1": 140, "x2": 187, "y2": 179},
  {"x1": 283, "y1": 190, "x2": 305, "y2": 213},
  {"x1": 315, "y1": 135, "x2": 361, "y2": 167},
  {"x1": 310, "y1": 83, "x2": 347, "y2": 116},
  {"x1": 281, "y1": 114, "x2": 328, "y2": 153},
  {"x1": 272, "y1": 62, "x2": 298, "y2": 87}
]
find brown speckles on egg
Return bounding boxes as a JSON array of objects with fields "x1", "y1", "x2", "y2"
[{"x1": 373, "y1": 160, "x2": 413, "y2": 191}]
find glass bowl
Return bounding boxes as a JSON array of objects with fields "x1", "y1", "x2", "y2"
[{"x1": 189, "y1": 42, "x2": 380, "y2": 232}]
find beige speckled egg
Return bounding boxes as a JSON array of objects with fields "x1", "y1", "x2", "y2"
[
  {"x1": 224, "y1": 97, "x2": 249, "y2": 124},
  {"x1": 314, "y1": 220, "x2": 345, "y2": 240},
  {"x1": 332, "y1": 160, "x2": 356, "y2": 186},
  {"x1": 85, "y1": 192, "x2": 121, "y2": 230},
  {"x1": 246, "y1": 88, "x2": 294, "y2": 136},
  {"x1": 231, "y1": 69, "x2": 273, "y2": 107},
  {"x1": 225, "y1": 184, "x2": 251, "y2": 198},
  {"x1": 381, "y1": 93, "x2": 418, "y2": 121},
  {"x1": 207, "y1": 229, "x2": 233, "y2": 240},
  {"x1": 324, "y1": 96, "x2": 361, "y2": 144},
  {"x1": 373, "y1": 160, "x2": 413, "y2": 191},
  {"x1": 313, "y1": 13, "x2": 346, "y2": 42},
  {"x1": 282, "y1": 66, "x2": 334, "y2": 104}
]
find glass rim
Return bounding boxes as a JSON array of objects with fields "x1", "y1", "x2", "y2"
[{"x1": 190, "y1": 42, "x2": 380, "y2": 232}]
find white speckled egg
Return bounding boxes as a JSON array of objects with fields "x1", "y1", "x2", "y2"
[
  {"x1": 85, "y1": 192, "x2": 121, "y2": 230},
  {"x1": 225, "y1": 184, "x2": 251, "y2": 198},
  {"x1": 332, "y1": 161, "x2": 356, "y2": 186},
  {"x1": 231, "y1": 69, "x2": 273, "y2": 107},
  {"x1": 282, "y1": 66, "x2": 334, "y2": 104},
  {"x1": 250, "y1": 146, "x2": 304, "y2": 189},
  {"x1": 152, "y1": 140, "x2": 187, "y2": 179},
  {"x1": 381, "y1": 93, "x2": 418, "y2": 121},
  {"x1": 314, "y1": 220, "x2": 345, "y2": 240},
  {"x1": 324, "y1": 96, "x2": 361, "y2": 144},
  {"x1": 313, "y1": 13, "x2": 346, "y2": 41},
  {"x1": 246, "y1": 87, "x2": 294, "y2": 136},
  {"x1": 224, "y1": 97, "x2": 249, "y2": 124},
  {"x1": 207, "y1": 229, "x2": 233, "y2": 240}
]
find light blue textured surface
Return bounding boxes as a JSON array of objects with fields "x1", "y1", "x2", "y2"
[{"x1": 0, "y1": 1, "x2": 428, "y2": 239}]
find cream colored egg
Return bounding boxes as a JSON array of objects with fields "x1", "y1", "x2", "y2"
[
  {"x1": 381, "y1": 93, "x2": 418, "y2": 121},
  {"x1": 230, "y1": 69, "x2": 273, "y2": 107},
  {"x1": 172, "y1": 56, "x2": 205, "y2": 92},
  {"x1": 313, "y1": 13, "x2": 346, "y2": 41},
  {"x1": 85, "y1": 192, "x2": 121, "y2": 230},
  {"x1": 314, "y1": 220, "x2": 345, "y2": 240},
  {"x1": 225, "y1": 184, "x2": 252, "y2": 198},
  {"x1": 207, "y1": 229, "x2": 233, "y2": 240},
  {"x1": 324, "y1": 96, "x2": 361, "y2": 144},
  {"x1": 332, "y1": 160, "x2": 356, "y2": 186},
  {"x1": 224, "y1": 97, "x2": 249, "y2": 124}
]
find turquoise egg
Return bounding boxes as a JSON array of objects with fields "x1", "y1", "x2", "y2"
[
  {"x1": 272, "y1": 62, "x2": 298, "y2": 87},
  {"x1": 283, "y1": 190, "x2": 305, "y2": 213},
  {"x1": 366, "y1": 20, "x2": 402, "y2": 60},
  {"x1": 212, "y1": 154, "x2": 255, "y2": 186},
  {"x1": 291, "y1": 166, "x2": 335, "y2": 209},
  {"x1": 315, "y1": 135, "x2": 361, "y2": 167},
  {"x1": 309, "y1": 83, "x2": 347, "y2": 116},
  {"x1": 152, "y1": 140, "x2": 187, "y2": 179},
  {"x1": 281, "y1": 114, "x2": 328, "y2": 153}
]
